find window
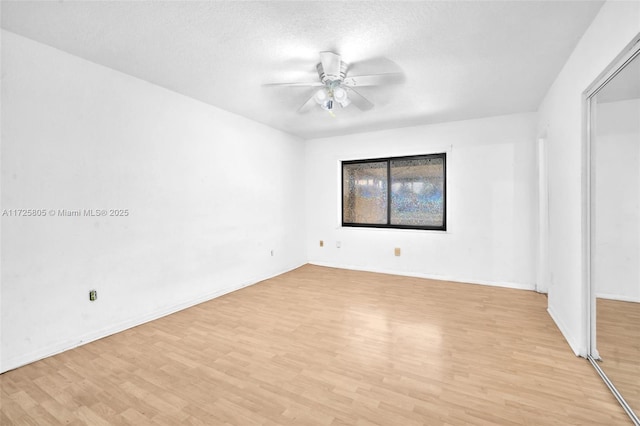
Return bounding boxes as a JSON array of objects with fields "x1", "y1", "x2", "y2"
[{"x1": 342, "y1": 153, "x2": 446, "y2": 230}]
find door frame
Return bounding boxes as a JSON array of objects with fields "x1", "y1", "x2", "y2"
[{"x1": 536, "y1": 134, "x2": 549, "y2": 294}]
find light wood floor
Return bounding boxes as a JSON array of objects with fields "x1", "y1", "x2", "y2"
[
  {"x1": 1, "y1": 265, "x2": 630, "y2": 425},
  {"x1": 597, "y1": 298, "x2": 640, "y2": 416}
]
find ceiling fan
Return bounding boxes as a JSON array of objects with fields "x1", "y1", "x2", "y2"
[{"x1": 264, "y1": 52, "x2": 404, "y2": 114}]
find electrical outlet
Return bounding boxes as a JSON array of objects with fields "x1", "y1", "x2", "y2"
[
  {"x1": 336, "y1": 241, "x2": 341, "y2": 248},
  {"x1": 320, "y1": 240, "x2": 324, "y2": 247},
  {"x1": 89, "y1": 290, "x2": 97, "y2": 301},
  {"x1": 270, "y1": 249, "x2": 274, "y2": 256},
  {"x1": 394, "y1": 248, "x2": 401, "y2": 256}
]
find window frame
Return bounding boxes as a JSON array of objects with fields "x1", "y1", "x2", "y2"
[{"x1": 341, "y1": 153, "x2": 447, "y2": 231}]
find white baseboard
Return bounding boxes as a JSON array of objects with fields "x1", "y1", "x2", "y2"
[
  {"x1": 547, "y1": 306, "x2": 584, "y2": 357},
  {"x1": 308, "y1": 261, "x2": 535, "y2": 291},
  {"x1": 1, "y1": 262, "x2": 306, "y2": 374},
  {"x1": 595, "y1": 292, "x2": 640, "y2": 303}
]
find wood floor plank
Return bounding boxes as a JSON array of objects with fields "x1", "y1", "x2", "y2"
[{"x1": 1, "y1": 265, "x2": 632, "y2": 424}]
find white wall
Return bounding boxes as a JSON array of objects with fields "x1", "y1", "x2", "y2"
[
  {"x1": 0, "y1": 31, "x2": 306, "y2": 373},
  {"x1": 536, "y1": 1, "x2": 640, "y2": 355},
  {"x1": 305, "y1": 113, "x2": 537, "y2": 289},
  {"x1": 593, "y1": 98, "x2": 640, "y2": 302}
]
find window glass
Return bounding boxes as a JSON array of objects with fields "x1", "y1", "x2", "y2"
[
  {"x1": 342, "y1": 161, "x2": 388, "y2": 224},
  {"x1": 390, "y1": 157, "x2": 445, "y2": 227}
]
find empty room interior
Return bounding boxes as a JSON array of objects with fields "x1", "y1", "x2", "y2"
[{"x1": 2, "y1": 1, "x2": 640, "y2": 425}]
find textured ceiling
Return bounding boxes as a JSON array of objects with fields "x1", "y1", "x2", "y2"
[{"x1": 1, "y1": 1, "x2": 604, "y2": 139}]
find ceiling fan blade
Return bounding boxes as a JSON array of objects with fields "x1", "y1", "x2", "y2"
[
  {"x1": 297, "y1": 93, "x2": 317, "y2": 113},
  {"x1": 319, "y1": 51, "x2": 342, "y2": 79},
  {"x1": 263, "y1": 82, "x2": 323, "y2": 87},
  {"x1": 343, "y1": 73, "x2": 405, "y2": 87},
  {"x1": 347, "y1": 88, "x2": 374, "y2": 111}
]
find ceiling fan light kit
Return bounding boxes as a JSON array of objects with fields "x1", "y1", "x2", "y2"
[
  {"x1": 265, "y1": 51, "x2": 403, "y2": 114},
  {"x1": 314, "y1": 83, "x2": 350, "y2": 111}
]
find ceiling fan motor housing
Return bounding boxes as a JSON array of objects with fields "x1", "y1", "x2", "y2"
[{"x1": 316, "y1": 61, "x2": 349, "y2": 84}]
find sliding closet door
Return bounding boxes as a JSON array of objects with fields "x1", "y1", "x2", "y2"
[{"x1": 589, "y1": 46, "x2": 640, "y2": 425}]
